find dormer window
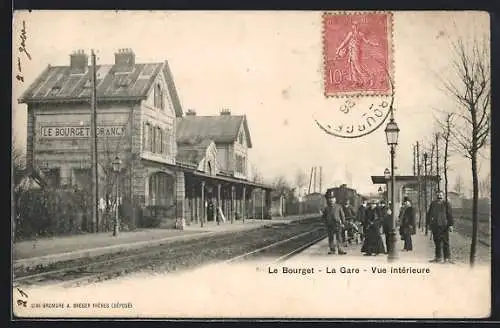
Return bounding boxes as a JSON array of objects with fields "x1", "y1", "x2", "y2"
[
  {"x1": 238, "y1": 131, "x2": 244, "y2": 145},
  {"x1": 154, "y1": 83, "x2": 164, "y2": 110}
]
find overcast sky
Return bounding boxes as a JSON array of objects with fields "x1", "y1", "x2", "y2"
[{"x1": 12, "y1": 11, "x2": 490, "y2": 195}]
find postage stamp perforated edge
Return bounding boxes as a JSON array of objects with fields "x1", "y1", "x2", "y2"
[{"x1": 321, "y1": 11, "x2": 395, "y2": 98}]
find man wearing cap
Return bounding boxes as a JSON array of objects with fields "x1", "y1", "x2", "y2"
[
  {"x1": 426, "y1": 191, "x2": 454, "y2": 263},
  {"x1": 322, "y1": 191, "x2": 347, "y2": 255},
  {"x1": 399, "y1": 197, "x2": 416, "y2": 251}
]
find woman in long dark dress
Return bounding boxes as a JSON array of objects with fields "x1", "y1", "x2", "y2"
[{"x1": 361, "y1": 202, "x2": 386, "y2": 255}]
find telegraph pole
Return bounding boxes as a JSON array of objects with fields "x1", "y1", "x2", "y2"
[
  {"x1": 319, "y1": 166, "x2": 323, "y2": 194},
  {"x1": 412, "y1": 144, "x2": 416, "y2": 176},
  {"x1": 90, "y1": 50, "x2": 99, "y2": 233},
  {"x1": 435, "y1": 133, "x2": 440, "y2": 192},
  {"x1": 313, "y1": 166, "x2": 317, "y2": 193},
  {"x1": 416, "y1": 142, "x2": 421, "y2": 230},
  {"x1": 424, "y1": 152, "x2": 428, "y2": 236},
  {"x1": 308, "y1": 167, "x2": 313, "y2": 194},
  {"x1": 430, "y1": 144, "x2": 435, "y2": 202}
]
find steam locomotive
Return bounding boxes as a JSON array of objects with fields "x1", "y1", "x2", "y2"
[{"x1": 326, "y1": 184, "x2": 366, "y2": 209}]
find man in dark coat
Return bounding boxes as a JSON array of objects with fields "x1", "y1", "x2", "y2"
[
  {"x1": 378, "y1": 201, "x2": 391, "y2": 253},
  {"x1": 207, "y1": 200, "x2": 215, "y2": 222},
  {"x1": 322, "y1": 191, "x2": 347, "y2": 255},
  {"x1": 400, "y1": 197, "x2": 416, "y2": 251},
  {"x1": 426, "y1": 191, "x2": 454, "y2": 263}
]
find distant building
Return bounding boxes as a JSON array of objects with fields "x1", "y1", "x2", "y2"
[
  {"x1": 302, "y1": 192, "x2": 325, "y2": 213},
  {"x1": 270, "y1": 191, "x2": 286, "y2": 217},
  {"x1": 18, "y1": 49, "x2": 273, "y2": 227}
]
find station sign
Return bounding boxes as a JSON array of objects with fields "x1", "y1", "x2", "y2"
[{"x1": 40, "y1": 125, "x2": 127, "y2": 138}]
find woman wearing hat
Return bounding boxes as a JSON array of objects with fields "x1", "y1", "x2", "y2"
[
  {"x1": 399, "y1": 197, "x2": 416, "y2": 251},
  {"x1": 361, "y1": 201, "x2": 386, "y2": 256}
]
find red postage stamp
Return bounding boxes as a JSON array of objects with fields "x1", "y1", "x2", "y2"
[{"x1": 323, "y1": 12, "x2": 393, "y2": 97}]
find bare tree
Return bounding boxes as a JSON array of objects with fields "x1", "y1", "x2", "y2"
[
  {"x1": 12, "y1": 139, "x2": 24, "y2": 242},
  {"x1": 272, "y1": 175, "x2": 291, "y2": 196},
  {"x1": 250, "y1": 164, "x2": 264, "y2": 183},
  {"x1": 294, "y1": 170, "x2": 308, "y2": 195},
  {"x1": 479, "y1": 172, "x2": 490, "y2": 199},
  {"x1": 435, "y1": 112, "x2": 455, "y2": 203},
  {"x1": 441, "y1": 36, "x2": 490, "y2": 267},
  {"x1": 12, "y1": 138, "x2": 25, "y2": 174}
]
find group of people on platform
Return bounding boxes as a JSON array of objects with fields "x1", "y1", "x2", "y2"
[{"x1": 321, "y1": 190, "x2": 454, "y2": 263}]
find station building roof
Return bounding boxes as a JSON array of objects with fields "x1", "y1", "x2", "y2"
[
  {"x1": 18, "y1": 54, "x2": 183, "y2": 117},
  {"x1": 176, "y1": 113, "x2": 252, "y2": 148}
]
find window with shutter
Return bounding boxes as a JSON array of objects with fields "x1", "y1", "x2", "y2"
[
  {"x1": 164, "y1": 129, "x2": 170, "y2": 156},
  {"x1": 163, "y1": 129, "x2": 168, "y2": 155},
  {"x1": 160, "y1": 89, "x2": 164, "y2": 110},
  {"x1": 149, "y1": 124, "x2": 154, "y2": 152},
  {"x1": 157, "y1": 127, "x2": 162, "y2": 153},
  {"x1": 144, "y1": 122, "x2": 150, "y2": 151}
]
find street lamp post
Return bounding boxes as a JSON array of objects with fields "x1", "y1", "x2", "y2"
[
  {"x1": 112, "y1": 156, "x2": 122, "y2": 237},
  {"x1": 423, "y1": 152, "x2": 428, "y2": 235},
  {"x1": 384, "y1": 168, "x2": 390, "y2": 203},
  {"x1": 384, "y1": 116, "x2": 400, "y2": 262}
]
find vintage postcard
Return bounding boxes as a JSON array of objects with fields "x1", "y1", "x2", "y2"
[{"x1": 12, "y1": 10, "x2": 491, "y2": 319}]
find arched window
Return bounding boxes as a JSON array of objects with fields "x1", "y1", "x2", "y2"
[
  {"x1": 239, "y1": 131, "x2": 244, "y2": 145},
  {"x1": 154, "y1": 83, "x2": 163, "y2": 109},
  {"x1": 148, "y1": 172, "x2": 174, "y2": 206}
]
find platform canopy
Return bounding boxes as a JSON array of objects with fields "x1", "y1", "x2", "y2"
[{"x1": 371, "y1": 175, "x2": 440, "y2": 185}]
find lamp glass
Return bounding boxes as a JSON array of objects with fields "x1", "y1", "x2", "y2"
[
  {"x1": 112, "y1": 156, "x2": 122, "y2": 172},
  {"x1": 384, "y1": 168, "x2": 390, "y2": 179},
  {"x1": 384, "y1": 120, "x2": 400, "y2": 145}
]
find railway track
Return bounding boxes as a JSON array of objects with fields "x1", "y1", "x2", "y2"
[
  {"x1": 225, "y1": 228, "x2": 326, "y2": 264},
  {"x1": 13, "y1": 217, "x2": 324, "y2": 288},
  {"x1": 453, "y1": 217, "x2": 490, "y2": 247}
]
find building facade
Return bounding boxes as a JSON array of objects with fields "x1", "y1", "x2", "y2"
[{"x1": 19, "y1": 49, "x2": 273, "y2": 229}]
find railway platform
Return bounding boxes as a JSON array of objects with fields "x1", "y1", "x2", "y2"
[
  {"x1": 294, "y1": 230, "x2": 438, "y2": 263},
  {"x1": 13, "y1": 214, "x2": 318, "y2": 272}
]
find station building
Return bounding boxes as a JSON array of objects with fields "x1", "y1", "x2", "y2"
[{"x1": 19, "y1": 48, "x2": 273, "y2": 228}]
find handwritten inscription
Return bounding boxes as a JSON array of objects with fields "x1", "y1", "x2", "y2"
[
  {"x1": 40, "y1": 126, "x2": 127, "y2": 138},
  {"x1": 16, "y1": 287, "x2": 29, "y2": 308},
  {"x1": 16, "y1": 20, "x2": 31, "y2": 83}
]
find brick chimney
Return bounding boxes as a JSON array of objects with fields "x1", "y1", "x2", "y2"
[
  {"x1": 114, "y1": 48, "x2": 135, "y2": 72},
  {"x1": 220, "y1": 108, "x2": 231, "y2": 116},
  {"x1": 69, "y1": 49, "x2": 88, "y2": 74},
  {"x1": 186, "y1": 109, "x2": 197, "y2": 116}
]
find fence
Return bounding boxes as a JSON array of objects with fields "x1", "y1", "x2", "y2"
[{"x1": 14, "y1": 187, "x2": 146, "y2": 241}]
